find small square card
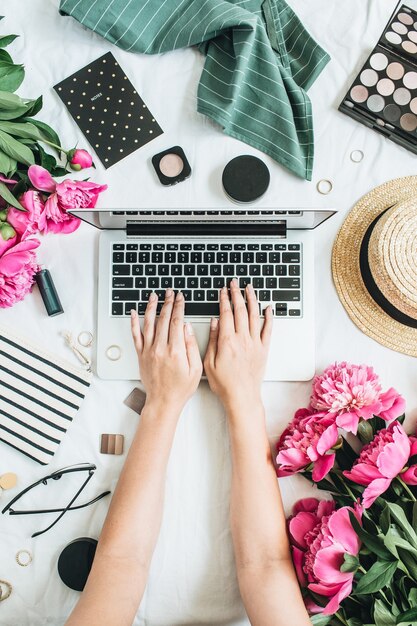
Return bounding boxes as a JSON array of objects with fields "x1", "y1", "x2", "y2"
[{"x1": 54, "y1": 51, "x2": 163, "y2": 168}]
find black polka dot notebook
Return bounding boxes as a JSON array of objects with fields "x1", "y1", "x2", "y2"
[{"x1": 54, "y1": 51, "x2": 163, "y2": 168}]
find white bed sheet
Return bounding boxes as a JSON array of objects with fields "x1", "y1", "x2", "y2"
[{"x1": 1, "y1": 1, "x2": 417, "y2": 624}]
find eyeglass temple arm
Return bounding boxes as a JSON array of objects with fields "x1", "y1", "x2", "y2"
[{"x1": 8, "y1": 490, "x2": 111, "y2": 515}]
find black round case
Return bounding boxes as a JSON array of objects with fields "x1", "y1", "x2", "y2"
[
  {"x1": 222, "y1": 155, "x2": 270, "y2": 204},
  {"x1": 57, "y1": 537, "x2": 98, "y2": 591}
]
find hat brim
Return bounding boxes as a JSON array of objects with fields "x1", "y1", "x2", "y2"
[{"x1": 332, "y1": 175, "x2": 417, "y2": 357}]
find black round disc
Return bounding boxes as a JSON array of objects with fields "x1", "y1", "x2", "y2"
[
  {"x1": 222, "y1": 155, "x2": 270, "y2": 204},
  {"x1": 57, "y1": 537, "x2": 97, "y2": 592}
]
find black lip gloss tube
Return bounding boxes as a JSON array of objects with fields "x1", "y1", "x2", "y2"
[{"x1": 35, "y1": 269, "x2": 64, "y2": 316}]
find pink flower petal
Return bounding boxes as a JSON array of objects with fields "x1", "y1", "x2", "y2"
[
  {"x1": 377, "y1": 425, "x2": 410, "y2": 479},
  {"x1": 379, "y1": 388, "x2": 406, "y2": 422},
  {"x1": 276, "y1": 448, "x2": 308, "y2": 471},
  {"x1": 343, "y1": 463, "x2": 383, "y2": 486},
  {"x1": 402, "y1": 467, "x2": 417, "y2": 485},
  {"x1": 289, "y1": 512, "x2": 318, "y2": 549},
  {"x1": 317, "y1": 423, "x2": 339, "y2": 456},
  {"x1": 28, "y1": 165, "x2": 56, "y2": 193},
  {"x1": 328, "y1": 507, "x2": 360, "y2": 554},
  {"x1": 313, "y1": 544, "x2": 351, "y2": 584},
  {"x1": 323, "y1": 580, "x2": 353, "y2": 615},
  {"x1": 362, "y1": 477, "x2": 392, "y2": 509},
  {"x1": 335, "y1": 411, "x2": 360, "y2": 434},
  {"x1": 291, "y1": 546, "x2": 307, "y2": 586},
  {"x1": 0, "y1": 238, "x2": 40, "y2": 275},
  {"x1": 312, "y1": 453, "x2": 335, "y2": 482},
  {"x1": 293, "y1": 498, "x2": 321, "y2": 514}
]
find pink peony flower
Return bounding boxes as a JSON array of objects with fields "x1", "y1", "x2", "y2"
[
  {"x1": 7, "y1": 191, "x2": 47, "y2": 239},
  {"x1": 276, "y1": 409, "x2": 339, "y2": 482},
  {"x1": 343, "y1": 421, "x2": 415, "y2": 508},
  {"x1": 289, "y1": 498, "x2": 361, "y2": 615},
  {"x1": 0, "y1": 223, "x2": 17, "y2": 255},
  {"x1": 70, "y1": 149, "x2": 93, "y2": 171},
  {"x1": 28, "y1": 165, "x2": 107, "y2": 234},
  {"x1": 0, "y1": 238, "x2": 40, "y2": 308},
  {"x1": 309, "y1": 362, "x2": 405, "y2": 435}
]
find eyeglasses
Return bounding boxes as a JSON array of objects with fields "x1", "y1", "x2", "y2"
[{"x1": 1, "y1": 463, "x2": 111, "y2": 538}]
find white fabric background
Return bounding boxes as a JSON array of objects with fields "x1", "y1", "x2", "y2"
[{"x1": 1, "y1": 1, "x2": 417, "y2": 624}]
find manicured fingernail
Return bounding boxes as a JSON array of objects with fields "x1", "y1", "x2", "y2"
[
  {"x1": 210, "y1": 317, "x2": 218, "y2": 330},
  {"x1": 231, "y1": 278, "x2": 237, "y2": 287},
  {"x1": 186, "y1": 322, "x2": 194, "y2": 335},
  {"x1": 221, "y1": 286, "x2": 227, "y2": 294},
  {"x1": 150, "y1": 292, "x2": 157, "y2": 302},
  {"x1": 131, "y1": 309, "x2": 137, "y2": 319},
  {"x1": 176, "y1": 291, "x2": 183, "y2": 301},
  {"x1": 246, "y1": 283, "x2": 254, "y2": 293},
  {"x1": 166, "y1": 288, "x2": 173, "y2": 298}
]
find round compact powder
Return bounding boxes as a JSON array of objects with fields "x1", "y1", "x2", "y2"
[
  {"x1": 222, "y1": 155, "x2": 270, "y2": 204},
  {"x1": 377, "y1": 78, "x2": 395, "y2": 96},
  {"x1": 392, "y1": 21, "x2": 408, "y2": 34},
  {"x1": 410, "y1": 97, "x2": 417, "y2": 114},
  {"x1": 384, "y1": 103, "x2": 401, "y2": 122},
  {"x1": 386, "y1": 62, "x2": 405, "y2": 80},
  {"x1": 367, "y1": 94, "x2": 385, "y2": 112},
  {"x1": 350, "y1": 85, "x2": 368, "y2": 103},
  {"x1": 360, "y1": 69, "x2": 378, "y2": 87},
  {"x1": 393, "y1": 87, "x2": 411, "y2": 105},
  {"x1": 385, "y1": 31, "x2": 402, "y2": 45},
  {"x1": 400, "y1": 112, "x2": 417, "y2": 131},
  {"x1": 58, "y1": 538, "x2": 97, "y2": 592},
  {"x1": 370, "y1": 52, "x2": 389, "y2": 71},
  {"x1": 403, "y1": 40, "x2": 417, "y2": 54},
  {"x1": 398, "y1": 12, "x2": 414, "y2": 25},
  {"x1": 159, "y1": 153, "x2": 184, "y2": 178},
  {"x1": 403, "y1": 71, "x2": 417, "y2": 89}
]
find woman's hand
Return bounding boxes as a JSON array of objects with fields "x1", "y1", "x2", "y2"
[
  {"x1": 131, "y1": 289, "x2": 202, "y2": 415},
  {"x1": 203, "y1": 279, "x2": 272, "y2": 415}
]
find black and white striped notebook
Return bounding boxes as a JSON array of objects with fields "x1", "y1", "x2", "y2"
[{"x1": 0, "y1": 326, "x2": 92, "y2": 465}]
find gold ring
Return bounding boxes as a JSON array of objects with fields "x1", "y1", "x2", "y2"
[
  {"x1": 16, "y1": 549, "x2": 32, "y2": 567},
  {"x1": 0, "y1": 580, "x2": 12, "y2": 602},
  {"x1": 316, "y1": 179, "x2": 333, "y2": 195},
  {"x1": 78, "y1": 331, "x2": 93, "y2": 348}
]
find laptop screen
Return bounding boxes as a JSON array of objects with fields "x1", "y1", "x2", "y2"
[{"x1": 68, "y1": 208, "x2": 335, "y2": 233}]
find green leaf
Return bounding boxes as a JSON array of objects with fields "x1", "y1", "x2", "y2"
[
  {"x1": 0, "y1": 61, "x2": 24, "y2": 92},
  {"x1": 0, "y1": 120, "x2": 49, "y2": 142},
  {"x1": 0, "y1": 49, "x2": 12, "y2": 63},
  {"x1": 397, "y1": 413, "x2": 406, "y2": 426},
  {"x1": 0, "y1": 90, "x2": 27, "y2": 110},
  {"x1": 388, "y1": 504, "x2": 417, "y2": 548},
  {"x1": 36, "y1": 144, "x2": 56, "y2": 171},
  {"x1": 384, "y1": 528, "x2": 417, "y2": 559},
  {"x1": 380, "y1": 505, "x2": 391, "y2": 535},
  {"x1": 51, "y1": 166, "x2": 68, "y2": 178},
  {"x1": 398, "y1": 547, "x2": 417, "y2": 582},
  {"x1": 0, "y1": 148, "x2": 16, "y2": 177},
  {"x1": 357, "y1": 420, "x2": 375, "y2": 444},
  {"x1": 409, "y1": 588, "x2": 417, "y2": 608},
  {"x1": 348, "y1": 511, "x2": 393, "y2": 560},
  {"x1": 20, "y1": 96, "x2": 42, "y2": 119},
  {"x1": 310, "y1": 616, "x2": 332, "y2": 626},
  {"x1": 396, "y1": 608, "x2": 417, "y2": 624},
  {"x1": 0, "y1": 181, "x2": 24, "y2": 210},
  {"x1": 341, "y1": 553, "x2": 359, "y2": 573},
  {"x1": 0, "y1": 35, "x2": 18, "y2": 48},
  {"x1": 25, "y1": 118, "x2": 61, "y2": 149},
  {"x1": 374, "y1": 599, "x2": 396, "y2": 626},
  {"x1": 0, "y1": 129, "x2": 34, "y2": 166},
  {"x1": 354, "y1": 560, "x2": 398, "y2": 595},
  {"x1": 347, "y1": 618, "x2": 363, "y2": 626}
]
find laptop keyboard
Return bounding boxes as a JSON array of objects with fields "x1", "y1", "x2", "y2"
[{"x1": 111, "y1": 241, "x2": 302, "y2": 317}]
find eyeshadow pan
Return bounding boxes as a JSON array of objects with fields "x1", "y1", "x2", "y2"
[
  {"x1": 402, "y1": 40, "x2": 417, "y2": 54},
  {"x1": 393, "y1": 86, "x2": 411, "y2": 105},
  {"x1": 159, "y1": 153, "x2": 184, "y2": 177},
  {"x1": 360, "y1": 69, "x2": 378, "y2": 86},
  {"x1": 392, "y1": 21, "x2": 408, "y2": 35},
  {"x1": 410, "y1": 97, "x2": 417, "y2": 114},
  {"x1": 377, "y1": 78, "x2": 395, "y2": 95},
  {"x1": 408, "y1": 30, "x2": 417, "y2": 43},
  {"x1": 403, "y1": 71, "x2": 417, "y2": 88},
  {"x1": 350, "y1": 85, "x2": 368, "y2": 103},
  {"x1": 384, "y1": 103, "x2": 401, "y2": 121},
  {"x1": 386, "y1": 62, "x2": 405, "y2": 80},
  {"x1": 400, "y1": 112, "x2": 417, "y2": 131},
  {"x1": 367, "y1": 94, "x2": 385, "y2": 112},
  {"x1": 398, "y1": 12, "x2": 414, "y2": 25},
  {"x1": 385, "y1": 31, "x2": 402, "y2": 45},
  {"x1": 370, "y1": 52, "x2": 388, "y2": 71}
]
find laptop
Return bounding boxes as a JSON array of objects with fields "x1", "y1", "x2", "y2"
[{"x1": 69, "y1": 208, "x2": 335, "y2": 381}]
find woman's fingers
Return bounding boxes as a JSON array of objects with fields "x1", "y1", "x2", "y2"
[
  {"x1": 219, "y1": 286, "x2": 234, "y2": 339},
  {"x1": 261, "y1": 305, "x2": 273, "y2": 348},
  {"x1": 130, "y1": 308, "x2": 143, "y2": 353},
  {"x1": 204, "y1": 317, "x2": 219, "y2": 368},
  {"x1": 169, "y1": 292, "x2": 185, "y2": 347},
  {"x1": 184, "y1": 322, "x2": 202, "y2": 374},
  {"x1": 230, "y1": 278, "x2": 249, "y2": 334},
  {"x1": 246, "y1": 283, "x2": 260, "y2": 338},
  {"x1": 154, "y1": 288, "x2": 175, "y2": 346},
  {"x1": 143, "y1": 292, "x2": 158, "y2": 347}
]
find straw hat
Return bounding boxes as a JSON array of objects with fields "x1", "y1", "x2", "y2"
[{"x1": 332, "y1": 175, "x2": 417, "y2": 356}]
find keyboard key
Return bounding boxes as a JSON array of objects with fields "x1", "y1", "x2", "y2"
[
  {"x1": 236, "y1": 265, "x2": 247, "y2": 275},
  {"x1": 113, "y1": 265, "x2": 130, "y2": 276},
  {"x1": 217, "y1": 252, "x2": 228, "y2": 263},
  {"x1": 138, "y1": 302, "x2": 147, "y2": 314},
  {"x1": 152, "y1": 252, "x2": 163, "y2": 263},
  {"x1": 289, "y1": 265, "x2": 300, "y2": 276},
  {"x1": 266, "y1": 278, "x2": 277, "y2": 289},
  {"x1": 184, "y1": 265, "x2": 195, "y2": 275},
  {"x1": 112, "y1": 302, "x2": 123, "y2": 315},
  {"x1": 144, "y1": 265, "x2": 157, "y2": 276},
  {"x1": 220, "y1": 244, "x2": 232, "y2": 250},
  {"x1": 275, "y1": 307, "x2": 287, "y2": 316},
  {"x1": 243, "y1": 252, "x2": 254, "y2": 263},
  {"x1": 187, "y1": 277, "x2": 198, "y2": 288},
  {"x1": 112, "y1": 290, "x2": 140, "y2": 301},
  {"x1": 154, "y1": 244, "x2": 165, "y2": 251},
  {"x1": 272, "y1": 290, "x2": 300, "y2": 302},
  {"x1": 248, "y1": 244, "x2": 259, "y2": 251},
  {"x1": 183, "y1": 290, "x2": 192, "y2": 301},
  {"x1": 113, "y1": 252, "x2": 124, "y2": 263},
  {"x1": 191, "y1": 252, "x2": 202, "y2": 263},
  {"x1": 165, "y1": 252, "x2": 176, "y2": 263},
  {"x1": 249, "y1": 265, "x2": 261, "y2": 276},
  {"x1": 125, "y1": 302, "x2": 137, "y2": 315},
  {"x1": 155, "y1": 290, "x2": 165, "y2": 300},
  {"x1": 275, "y1": 265, "x2": 287, "y2": 276},
  {"x1": 139, "y1": 252, "x2": 150, "y2": 263},
  {"x1": 203, "y1": 252, "x2": 215, "y2": 263},
  {"x1": 167, "y1": 244, "x2": 178, "y2": 250},
  {"x1": 174, "y1": 277, "x2": 185, "y2": 289},
  {"x1": 148, "y1": 277, "x2": 160, "y2": 289},
  {"x1": 259, "y1": 290, "x2": 270, "y2": 301},
  {"x1": 171, "y1": 265, "x2": 182, "y2": 275},
  {"x1": 126, "y1": 252, "x2": 137, "y2": 263},
  {"x1": 194, "y1": 290, "x2": 205, "y2": 301},
  {"x1": 207, "y1": 290, "x2": 218, "y2": 301},
  {"x1": 197, "y1": 265, "x2": 208, "y2": 275},
  {"x1": 261, "y1": 244, "x2": 273, "y2": 250},
  {"x1": 230, "y1": 252, "x2": 241, "y2": 263},
  {"x1": 200, "y1": 277, "x2": 212, "y2": 288},
  {"x1": 210, "y1": 265, "x2": 222, "y2": 275},
  {"x1": 178, "y1": 252, "x2": 189, "y2": 263},
  {"x1": 113, "y1": 244, "x2": 124, "y2": 251},
  {"x1": 135, "y1": 277, "x2": 146, "y2": 288},
  {"x1": 141, "y1": 290, "x2": 152, "y2": 301},
  {"x1": 275, "y1": 303, "x2": 287, "y2": 311},
  {"x1": 140, "y1": 244, "x2": 151, "y2": 250},
  {"x1": 132, "y1": 265, "x2": 143, "y2": 275},
  {"x1": 288, "y1": 244, "x2": 300, "y2": 250},
  {"x1": 185, "y1": 303, "x2": 220, "y2": 316},
  {"x1": 127, "y1": 244, "x2": 138, "y2": 251},
  {"x1": 269, "y1": 252, "x2": 280, "y2": 263},
  {"x1": 253, "y1": 277, "x2": 264, "y2": 288},
  {"x1": 194, "y1": 244, "x2": 205, "y2": 250},
  {"x1": 239, "y1": 277, "x2": 250, "y2": 288},
  {"x1": 180, "y1": 244, "x2": 192, "y2": 250},
  {"x1": 256, "y1": 253, "x2": 267, "y2": 263},
  {"x1": 158, "y1": 265, "x2": 169, "y2": 275},
  {"x1": 207, "y1": 244, "x2": 219, "y2": 250},
  {"x1": 280, "y1": 278, "x2": 300, "y2": 288},
  {"x1": 262, "y1": 265, "x2": 273, "y2": 276},
  {"x1": 283, "y1": 252, "x2": 300, "y2": 263},
  {"x1": 213, "y1": 277, "x2": 225, "y2": 288},
  {"x1": 113, "y1": 277, "x2": 133, "y2": 288},
  {"x1": 289, "y1": 309, "x2": 301, "y2": 316},
  {"x1": 234, "y1": 244, "x2": 245, "y2": 250},
  {"x1": 161, "y1": 277, "x2": 173, "y2": 288},
  {"x1": 274, "y1": 244, "x2": 286, "y2": 251}
]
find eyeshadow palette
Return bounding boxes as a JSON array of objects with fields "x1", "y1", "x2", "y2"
[{"x1": 340, "y1": 4, "x2": 417, "y2": 153}]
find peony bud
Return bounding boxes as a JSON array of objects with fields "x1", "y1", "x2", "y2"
[
  {"x1": 70, "y1": 149, "x2": 93, "y2": 171},
  {"x1": 0, "y1": 222, "x2": 16, "y2": 241},
  {"x1": 0, "y1": 209, "x2": 7, "y2": 222}
]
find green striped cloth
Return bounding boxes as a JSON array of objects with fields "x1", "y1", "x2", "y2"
[{"x1": 59, "y1": 0, "x2": 330, "y2": 180}]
